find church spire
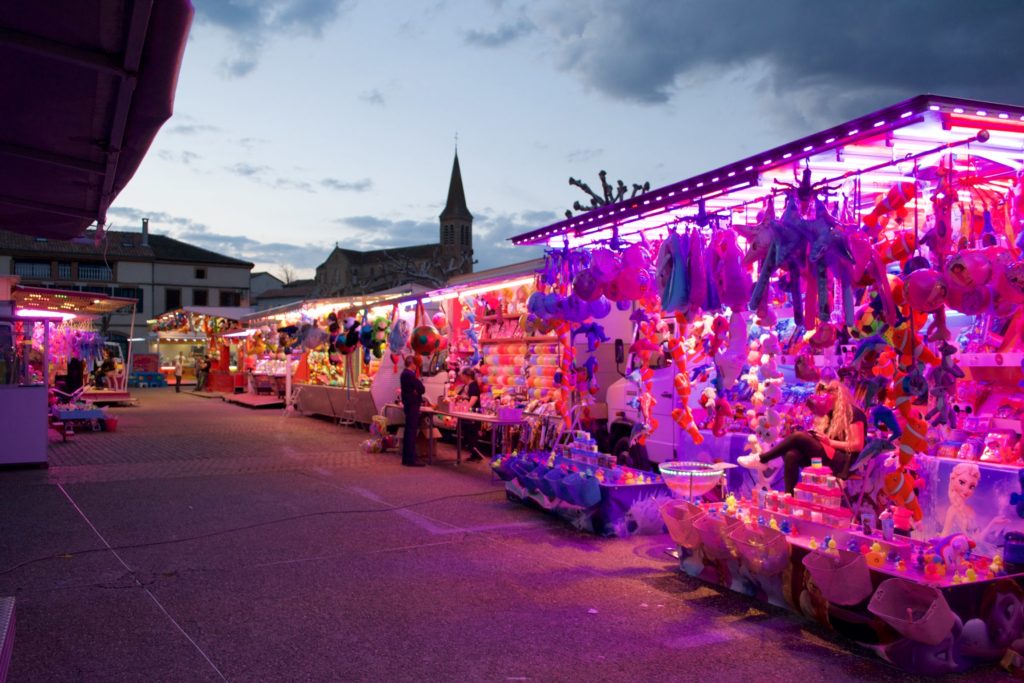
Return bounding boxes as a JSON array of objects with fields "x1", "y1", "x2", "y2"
[{"x1": 440, "y1": 152, "x2": 472, "y2": 222}]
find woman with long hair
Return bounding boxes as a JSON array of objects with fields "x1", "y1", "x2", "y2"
[
  {"x1": 738, "y1": 378, "x2": 866, "y2": 493},
  {"x1": 459, "y1": 367, "x2": 485, "y2": 462}
]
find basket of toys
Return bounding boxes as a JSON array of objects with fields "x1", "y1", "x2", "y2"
[
  {"x1": 660, "y1": 500, "x2": 704, "y2": 550},
  {"x1": 729, "y1": 524, "x2": 789, "y2": 575},
  {"x1": 867, "y1": 577, "x2": 956, "y2": 645},
  {"x1": 692, "y1": 513, "x2": 741, "y2": 561},
  {"x1": 802, "y1": 548, "x2": 874, "y2": 606}
]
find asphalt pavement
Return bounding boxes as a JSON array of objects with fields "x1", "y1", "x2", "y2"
[{"x1": 0, "y1": 389, "x2": 1008, "y2": 682}]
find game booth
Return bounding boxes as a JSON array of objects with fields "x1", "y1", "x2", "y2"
[
  {"x1": 238, "y1": 289, "x2": 422, "y2": 417},
  {"x1": 493, "y1": 95, "x2": 1024, "y2": 675},
  {"x1": 1, "y1": 281, "x2": 136, "y2": 464},
  {"x1": 147, "y1": 306, "x2": 252, "y2": 392}
]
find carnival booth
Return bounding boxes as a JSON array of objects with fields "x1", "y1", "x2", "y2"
[
  {"x1": 149, "y1": 306, "x2": 251, "y2": 392},
  {"x1": 505, "y1": 95, "x2": 1024, "y2": 674},
  {"x1": 1, "y1": 283, "x2": 136, "y2": 462},
  {"x1": 240, "y1": 288, "x2": 420, "y2": 419}
]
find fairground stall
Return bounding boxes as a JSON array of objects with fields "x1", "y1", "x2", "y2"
[
  {"x1": 240, "y1": 288, "x2": 420, "y2": 417},
  {"x1": 148, "y1": 306, "x2": 251, "y2": 392},
  {"x1": 1, "y1": 281, "x2": 136, "y2": 463},
  {"x1": 409, "y1": 260, "x2": 634, "y2": 465},
  {"x1": 505, "y1": 95, "x2": 1024, "y2": 674}
]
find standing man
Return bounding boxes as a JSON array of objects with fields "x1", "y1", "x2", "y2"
[
  {"x1": 400, "y1": 355, "x2": 427, "y2": 467},
  {"x1": 173, "y1": 353, "x2": 184, "y2": 393}
]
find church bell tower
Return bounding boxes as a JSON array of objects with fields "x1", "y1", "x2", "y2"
[{"x1": 439, "y1": 151, "x2": 473, "y2": 273}]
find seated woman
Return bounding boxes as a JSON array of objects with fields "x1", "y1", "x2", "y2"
[{"x1": 738, "y1": 379, "x2": 866, "y2": 493}]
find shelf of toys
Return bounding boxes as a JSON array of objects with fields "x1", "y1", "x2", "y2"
[
  {"x1": 493, "y1": 432, "x2": 669, "y2": 537},
  {"x1": 508, "y1": 95, "x2": 1024, "y2": 674},
  {"x1": 150, "y1": 308, "x2": 247, "y2": 390}
]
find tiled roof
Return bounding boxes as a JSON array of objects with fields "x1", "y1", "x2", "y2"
[
  {"x1": 0, "y1": 229, "x2": 253, "y2": 267},
  {"x1": 147, "y1": 234, "x2": 253, "y2": 267},
  {"x1": 257, "y1": 285, "x2": 315, "y2": 300},
  {"x1": 0, "y1": 228, "x2": 153, "y2": 258}
]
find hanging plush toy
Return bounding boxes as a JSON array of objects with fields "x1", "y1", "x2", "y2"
[
  {"x1": 862, "y1": 182, "x2": 916, "y2": 237},
  {"x1": 749, "y1": 191, "x2": 808, "y2": 327}
]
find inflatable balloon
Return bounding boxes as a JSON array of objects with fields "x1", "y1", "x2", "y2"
[
  {"x1": 616, "y1": 267, "x2": 650, "y2": 300},
  {"x1": 621, "y1": 243, "x2": 651, "y2": 270},
  {"x1": 410, "y1": 325, "x2": 441, "y2": 355},
  {"x1": 905, "y1": 268, "x2": 947, "y2": 312},
  {"x1": 572, "y1": 269, "x2": 602, "y2": 302},
  {"x1": 590, "y1": 248, "x2": 621, "y2": 283},
  {"x1": 616, "y1": 299, "x2": 632, "y2": 311},
  {"x1": 588, "y1": 296, "x2": 611, "y2": 320},
  {"x1": 945, "y1": 251, "x2": 992, "y2": 291},
  {"x1": 945, "y1": 285, "x2": 992, "y2": 315},
  {"x1": 431, "y1": 312, "x2": 448, "y2": 331},
  {"x1": 996, "y1": 260, "x2": 1024, "y2": 303},
  {"x1": 563, "y1": 295, "x2": 590, "y2": 323}
]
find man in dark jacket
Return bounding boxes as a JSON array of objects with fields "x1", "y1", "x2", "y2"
[{"x1": 400, "y1": 355, "x2": 427, "y2": 467}]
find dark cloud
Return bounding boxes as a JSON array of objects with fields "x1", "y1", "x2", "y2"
[
  {"x1": 359, "y1": 89, "x2": 385, "y2": 106},
  {"x1": 332, "y1": 216, "x2": 438, "y2": 248},
  {"x1": 471, "y1": 209, "x2": 555, "y2": 269},
  {"x1": 464, "y1": 17, "x2": 536, "y2": 47},
  {"x1": 107, "y1": 206, "x2": 330, "y2": 273},
  {"x1": 537, "y1": 0, "x2": 1024, "y2": 122},
  {"x1": 195, "y1": 0, "x2": 352, "y2": 77},
  {"x1": 321, "y1": 178, "x2": 373, "y2": 192}
]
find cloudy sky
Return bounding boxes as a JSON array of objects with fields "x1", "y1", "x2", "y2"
[{"x1": 108, "y1": 0, "x2": 1024, "y2": 280}]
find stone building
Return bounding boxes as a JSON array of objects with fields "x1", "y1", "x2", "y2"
[{"x1": 314, "y1": 152, "x2": 474, "y2": 296}]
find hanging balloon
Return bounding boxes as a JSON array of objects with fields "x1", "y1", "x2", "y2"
[
  {"x1": 945, "y1": 251, "x2": 992, "y2": 291},
  {"x1": 591, "y1": 248, "x2": 621, "y2": 283},
  {"x1": 616, "y1": 267, "x2": 650, "y2": 300},
  {"x1": 431, "y1": 312, "x2": 448, "y2": 331},
  {"x1": 572, "y1": 269, "x2": 602, "y2": 302},
  {"x1": 905, "y1": 268, "x2": 948, "y2": 312},
  {"x1": 562, "y1": 295, "x2": 589, "y2": 322},
  {"x1": 603, "y1": 277, "x2": 623, "y2": 302},
  {"x1": 527, "y1": 291, "x2": 545, "y2": 315},
  {"x1": 621, "y1": 243, "x2": 651, "y2": 270},
  {"x1": 410, "y1": 325, "x2": 441, "y2": 355},
  {"x1": 996, "y1": 260, "x2": 1024, "y2": 303},
  {"x1": 945, "y1": 285, "x2": 992, "y2": 315},
  {"x1": 588, "y1": 296, "x2": 612, "y2": 320}
]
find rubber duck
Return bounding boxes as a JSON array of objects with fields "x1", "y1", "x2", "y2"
[
  {"x1": 896, "y1": 560, "x2": 907, "y2": 572},
  {"x1": 965, "y1": 567, "x2": 978, "y2": 582},
  {"x1": 768, "y1": 518, "x2": 779, "y2": 531},
  {"x1": 809, "y1": 539, "x2": 819, "y2": 550}
]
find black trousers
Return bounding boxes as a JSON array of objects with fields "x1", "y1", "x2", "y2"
[
  {"x1": 759, "y1": 431, "x2": 850, "y2": 493},
  {"x1": 402, "y1": 407, "x2": 420, "y2": 465},
  {"x1": 461, "y1": 417, "x2": 480, "y2": 454},
  {"x1": 175, "y1": 375, "x2": 181, "y2": 392}
]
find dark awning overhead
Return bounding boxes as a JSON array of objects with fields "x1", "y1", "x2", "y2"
[{"x1": 0, "y1": 0, "x2": 193, "y2": 239}]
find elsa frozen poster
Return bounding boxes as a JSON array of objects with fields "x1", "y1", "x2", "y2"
[{"x1": 917, "y1": 457, "x2": 1024, "y2": 556}]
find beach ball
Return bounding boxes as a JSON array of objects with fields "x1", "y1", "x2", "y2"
[
  {"x1": 431, "y1": 312, "x2": 448, "y2": 331},
  {"x1": 410, "y1": 325, "x2": 441, "y2": 355},
  {"x1": 591, "y1": 248, "x2": 621, "y2": 283},
  {"x1": 572, "y1": 269, "x2": 602, "y2": 302},
  {"x1": 616, "y1": 267, "x2": 650, "y2": 300},
  {"x1": 563, "y1": 295, "x2": 589, "y2": 323},
  {"x1": 905, "y1": 268, "x2": 947, "y2": 312}
]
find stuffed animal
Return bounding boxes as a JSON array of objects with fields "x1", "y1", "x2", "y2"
[
  {"x1": 572, "y1": 322, "x2": 610, "y2": 353},
  {"x1": 882, "y1": 467, "x2": 924, "y2": 522}
]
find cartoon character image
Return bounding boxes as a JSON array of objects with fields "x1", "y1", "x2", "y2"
[{"x1": 942, "y1": 462, "x2": 980, "y2": 536}]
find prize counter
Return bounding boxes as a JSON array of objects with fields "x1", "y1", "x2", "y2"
[{"x1": 295, "y1": 384, "x2": 377, "y2": 425}]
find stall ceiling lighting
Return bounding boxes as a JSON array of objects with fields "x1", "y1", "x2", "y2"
[
  {"x1": 423, "y1": 275, "x2": 536, "y2": 303},
  {"x1": 512, "y1": 95, "x2": 1024, "y2": 247},
  {"x1": 16, "y1": 308, "x2": 75, "y2": 320}
]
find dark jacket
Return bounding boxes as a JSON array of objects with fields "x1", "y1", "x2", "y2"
[{"x1": 400, "y1": 368, "x2": 425, "y2": 410}]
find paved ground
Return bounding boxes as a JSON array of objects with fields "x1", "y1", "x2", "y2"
[{"x1": 0, "y1": 390, "x2": 1008, "y2": 682}]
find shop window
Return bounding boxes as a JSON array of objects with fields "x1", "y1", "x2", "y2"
[
  {"x1": 219, "y1": 291, "x2": 241, "y2": 307},
  {"x1": 113, "y1": 287, "x2": 143, "y2": 308},
  {"x1": 195, "y1": 268, "x2": 207, "y2": 280},
  {"x1": 13, "y1": 260, "x2": 51, "y2": 279},
  {"x1": 165, "y1": 288, "x2": 181, "y2": 312},
  {"x1": 192, "y1": 289, "x2": 208, "y2": 306}
]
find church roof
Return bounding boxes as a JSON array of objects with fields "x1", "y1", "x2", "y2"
[{"x1": 439, "y1": 152, "x2": 472, "y2": 223}]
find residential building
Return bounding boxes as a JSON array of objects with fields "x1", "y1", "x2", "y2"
[
  {"x1": 254, "y1": 278, "x2": 316, "y2": 310},
  {"x1": 250, "y1": 271, "x2": 284, "y2": 300},
  {"x1": 0, "y1": 220, "x2": 253, "y2": 344},
  {"x1": 314, "y1": 151, "x2": 474, "y2": 296}
]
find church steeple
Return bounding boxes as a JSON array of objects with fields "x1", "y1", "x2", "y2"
[
  {"x1": 440, "y1": 152, "x2": 472, "y2": 223},
  {"x1": 439, "y1": 151, "x2": 472, "y2": 271}
]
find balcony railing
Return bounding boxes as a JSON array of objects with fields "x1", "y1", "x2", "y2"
[
  {"x1": 13, "y1": 262, "x2": 51, "y2": 279},
  {"x1": 77, "y1": 264, "x2": 112, "y2": 281}
]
